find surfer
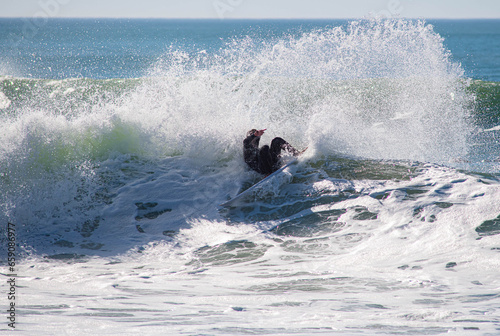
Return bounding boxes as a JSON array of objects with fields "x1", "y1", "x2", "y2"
[{"x1": 243, "y1": 129, "x2": 300, "y2": 175}]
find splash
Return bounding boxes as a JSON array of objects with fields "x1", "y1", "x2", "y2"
[
  {"x1": 130, "y1": 19, "x2": 473, "y2": 164},
  {"x1": 1, "y1": 20, "x2": 472, "y2": 172}
]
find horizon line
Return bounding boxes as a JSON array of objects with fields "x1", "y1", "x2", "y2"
[{"x1": 1, "y1": 16, "x2": 499, "y2": 20}]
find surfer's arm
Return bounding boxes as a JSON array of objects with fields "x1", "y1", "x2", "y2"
[
  {"x1": 244, "y1": 134, "x2": 261, "y2": 149},
  {"x1": 243, "y1": 134, "x2": 261, "y2": 171}
]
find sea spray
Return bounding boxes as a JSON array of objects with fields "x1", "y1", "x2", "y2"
[
  {"x1": 1, "y1": 20, "x2": 472, "y2": 167},
  {"x1": 135, "y1": 19, "x2": 473, "y2": 163}
]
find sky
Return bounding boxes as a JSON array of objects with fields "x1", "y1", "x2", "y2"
[{"x1": 1, "y1": 0, "x2": 499, "y2": 19}]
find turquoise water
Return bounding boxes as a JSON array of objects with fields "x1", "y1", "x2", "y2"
[
  {"x1": 0, "y1": 19, "x2": 500, "y2": 335},
  {"x1": 429, "y1": 19, "x2": 500, "y2": 82}
]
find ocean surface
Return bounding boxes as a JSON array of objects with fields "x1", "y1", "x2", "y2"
[{"x1": 1, "y1": 18, "x2": 500, "y2": 335}]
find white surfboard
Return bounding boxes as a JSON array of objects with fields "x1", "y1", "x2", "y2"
[{"x1": 220, "y1": 158, "x2": 298, "y2": 207}]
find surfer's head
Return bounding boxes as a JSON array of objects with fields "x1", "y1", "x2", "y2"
[{"x1": 247, "y1": 129, "x2": 258, "y2": 137}]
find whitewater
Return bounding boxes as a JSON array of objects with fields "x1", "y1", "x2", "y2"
[{"x1": 0, "y1": 19, "x2": 499, "y2": 335}]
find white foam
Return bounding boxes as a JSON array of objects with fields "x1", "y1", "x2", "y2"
[
  {"x1": 0, "y1": 91, "x2": 10, "y2": 109},
  {"x1": 14, "y1": 165, "x2": 500, "y2": 335}
]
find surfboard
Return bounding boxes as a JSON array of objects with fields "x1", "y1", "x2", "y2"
[{"x1": 220, "y1": 158, "x2": 299, "y2": 207}]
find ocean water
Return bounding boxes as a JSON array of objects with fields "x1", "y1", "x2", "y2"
[{"x1": 1, "y1": 18, "x2": 500, "y2": 335}]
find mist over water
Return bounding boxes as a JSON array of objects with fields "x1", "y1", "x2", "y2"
[
  {"x1": 1, "y1": 20, "x2": 473, "y2": 171},
  {"x1": 127, "y1": 19, "x2": 473, "y2": 164}
]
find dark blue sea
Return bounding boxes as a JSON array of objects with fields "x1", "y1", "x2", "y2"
[{"x1": 1, "y1": 18, "x2": 499, "y2": 335}]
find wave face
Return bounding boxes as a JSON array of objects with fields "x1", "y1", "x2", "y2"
[{"x1": 1, "y1": 19, "x2": 499, "y2": 335}]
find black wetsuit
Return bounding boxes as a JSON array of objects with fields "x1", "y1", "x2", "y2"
[{"x1": 243, "y1": 134, "x2": 297, "y2": 175}]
